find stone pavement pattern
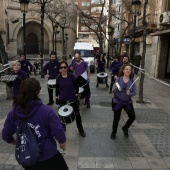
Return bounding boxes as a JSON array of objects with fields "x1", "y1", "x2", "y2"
[{"x1": 0, "y1": 66, "x2": 170, "y2": 170}]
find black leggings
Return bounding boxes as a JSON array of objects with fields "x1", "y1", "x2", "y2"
[
  {"x1": 112, "y1": 102, "x2": 136, "y2": 134},
  {"x1": 23, "y1": 152, "x2": 68, "y2": 170}
]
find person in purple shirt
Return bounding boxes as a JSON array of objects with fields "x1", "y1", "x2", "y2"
[
  {"x1": 43, "y1": 52, "x2": 60, "y2": 105},
  {"x1": 109, "y1": 55, "x2": 121, "y2": 94},
  {"x1": 2, "y1": 78, "x2": 68, "y2": 170},
  {"x1": 18, "y1": 54, "x2": 33, "y2": 78},
  {"x1": 72, "y1": 53, "x2": 91, "y2": 108},
  {"x1": 110, "y1": 64, "x2": 136, "y2": 140},
  {"x1": 95, "y1": 53, "x2": 109, "y2": 88},
  {"x1": 56, "y1": 61, "x2": 86, "y2": 137},
  {"x1": 5, "y1": 62, "x2": 28, "y2": 99}
]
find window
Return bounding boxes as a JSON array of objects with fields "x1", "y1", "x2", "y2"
[
  {"x1": 112, "y1": 0, "x2": 116, "y2": 4},
  {"x1": 82, "y1": 2, "x2": 90, "y2": 6},
  {"x1": 91, "y1": 0, "x2": 104, "y2": 4},
  {"x1": 81, "y1": 26, "x2": 89, "y2": 31},
  {"x1": 82, "y1": 10, "x2": 90, "y2": 14},
  {"x1": 75, "y1": 50, "x2": 94, "y2": 57}
]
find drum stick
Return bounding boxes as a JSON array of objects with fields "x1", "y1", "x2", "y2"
[
  {"x1": 81, "y1": 82, "x2": 88, "y2": 88},
  {"x1": 0, "y1": 66, "x2": 10, "y2": 73},
  {"x1": 129, "y1": 77, "x2": 139, "y2": 90}
]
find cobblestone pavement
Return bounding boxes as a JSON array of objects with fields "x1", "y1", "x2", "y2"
[{"x1": 0, "y1": 61, "x2": 170, "y2": 170}]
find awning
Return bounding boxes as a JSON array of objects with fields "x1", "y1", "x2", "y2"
[{"x1": 150, "y1": 29, "x2": 170, "y2": 36}]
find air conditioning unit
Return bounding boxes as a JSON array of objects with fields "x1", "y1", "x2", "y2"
[{"x1": 160, "y1": 11, "x2": 170, "y2": 24}]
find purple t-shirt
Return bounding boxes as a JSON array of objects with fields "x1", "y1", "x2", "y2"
[
  {"x1": 56, "y1": 73, "x2": 76, "y2": 101},
  {"x1": 73, "y1": 60, "x2": 88, "y2": 78}
]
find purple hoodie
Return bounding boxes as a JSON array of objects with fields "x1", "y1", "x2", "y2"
[{"x1": 2, "y1": 99, "x2": 66, "y2": 162}]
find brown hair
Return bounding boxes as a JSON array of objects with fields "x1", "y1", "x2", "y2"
[
  {"x1": 14, "y1": 78, "x2": 41, "y2": 113},
  {"x1": 119, "y1": 64, "x2": 134, "y2": 79}
]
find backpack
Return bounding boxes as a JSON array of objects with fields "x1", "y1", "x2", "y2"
[{"x1": 15, "y1": 118, "x2": 41, "y2": 166}]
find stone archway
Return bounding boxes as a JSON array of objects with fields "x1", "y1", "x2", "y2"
[{"x1": 26, "y1": 33, "x2": 38, "y2": 54}]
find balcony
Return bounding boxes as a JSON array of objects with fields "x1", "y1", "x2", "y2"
[{"x1": 127, "y1": 13, "x2": 157, "y2": 36}]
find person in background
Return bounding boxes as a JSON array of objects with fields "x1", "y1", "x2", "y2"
[
  {"x1": 18, "y1": 54, "x2": 33, "y2": 78},
  {"x1": 56, "y1": 61, "x2": 86, "y2": 137},
  {"x1": 43, "y1": 52, "x2": 60, "y2": 105},
  {"x1": 5, "y1": 62, "x2": 28, "y2": 99},
  {"x1": 72, "y1": 53, "x2": 91, "y2": 108},
  {"x1": 2, "y1": 78, "x2": 68, "y2": 170},
  {"x1": 112, "y1": 54, "x2": 129, "y2": 82},
  {"x1": 133, "y1": 51, "x2": 142, "y2": 75},
  {"x1": 95, "y1": 53, "x2": 109, "y2": 88},
  {"x1": 110, "y1": 64, "x2": 136, "y2": 140},
  {"x1": 109, "y1": 55, "x2": 121, "y2": 94}
]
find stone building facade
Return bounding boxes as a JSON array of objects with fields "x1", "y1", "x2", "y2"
[{"x1": 0, "y1": 0, "x2": 77, "y2": 59}]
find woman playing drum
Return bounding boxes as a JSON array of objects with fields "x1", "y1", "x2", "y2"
[
  {"x1": 95, "y1": 53, "x2": 109, "y2": 88},
  {"x1": 110, "y1": 64, "x2": 136, "y2": 140},
  {"x1": 56, "y1": 61, "x2": 86, "y2": 137}
]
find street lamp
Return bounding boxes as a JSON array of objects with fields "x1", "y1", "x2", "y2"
[
  {"x1": 54, "y1": 24, "x2": 59, "y2": 54},
  {"x1": 65, "y1": 33, "x2": 68, "y2": 61},
  {"x1": 19, "y1": 0, "x2": 30, "y2": 58},
  {"x1": 130, "y1": 0, "x2": 141, "y2": 63},
  {"x1": 107, "y1": 25, "x2": 112, "y2": 68}
]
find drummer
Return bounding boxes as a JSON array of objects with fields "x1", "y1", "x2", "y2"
[
  {"x1": 72, "y1": 53, "x2": 91, "y2": 108},
  {"x1": 56, "y1": 61, "x2": 86, "y2": 137},
  {"x1": 95, "y1": 53, "x2": 109, "y2": 88},
  {"x1": 43, "y1": 51, "x2": 60, "y2": 105},
  {"x1": 5, "y1": 62, "x2": 28, "y2": 99}
]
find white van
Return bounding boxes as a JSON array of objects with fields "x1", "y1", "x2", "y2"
[{"x1": 73, "y1": 42, "x2": 95, "y2": 73}]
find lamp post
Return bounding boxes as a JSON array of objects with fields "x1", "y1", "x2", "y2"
[
  {"x1": 19, "y1": 0, "x2": 30, "y2": 58},
  {"x1": 65, "y1": 32, "x2": 68, "y2": 61},
  {"x1": 53, "y1": 24, "x2": 59, "y2": 54},
  {"x1": 107, "y1": 26, "x2": 112, "y2": 68},
  {"x1": 130, "y1": 0, "x2": 141, "y2": 63}
]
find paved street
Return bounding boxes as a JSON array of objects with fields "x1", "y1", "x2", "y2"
[{"x1": 0, "y1": 61, "x2": 170, "y2": 170}]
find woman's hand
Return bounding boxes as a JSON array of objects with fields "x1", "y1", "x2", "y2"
[
  {"x1": 126, "y1": 89, "x2": 130, "y2": 95},
  {"x1": 60, "y1": 142, "x2": 66, "y2": 150}
]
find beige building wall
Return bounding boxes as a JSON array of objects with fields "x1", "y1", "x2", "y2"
[{"x1": 0, "y1": 0, "x2": 77, "y2": 59}]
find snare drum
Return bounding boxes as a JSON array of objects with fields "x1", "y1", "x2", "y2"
[
  {"x1": 58, "y1": 105, "x2": 76, "y2": 124},
  {"x1": 97, "y1": 72, "x2": 108, "y2": 79},
  {"x1": 97, "y1": 72, "x2": 108, "y2": 84},
  {"x1": 47, "y1": 79, "x2": 56, "y2": 89}
]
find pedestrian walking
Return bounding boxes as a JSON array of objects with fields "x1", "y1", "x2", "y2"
[
  {"x1": 72, "y1": 53, "x2": 91, "y2": 108},
  {"x1": 4, "y1": 61, "x2": 28, "y2": 99},
  {"x1": 110, "y1": 64, "x2": 136, "y2": 140},
  {"x1": 134, "y1": 52, "x2": 142, "y2": 75},
  {"x1": 18, "y1": 54, "x2": 33, "y2": 78},
  {"x1": 56, "y1": 61, "x2": 86, "y2": 137},
  {"x1": 43, "y1": 52, "x2": 60, "y2": 105},
  {"x1": 2, "y1": 78, "x2": 68, "y2": 170}
]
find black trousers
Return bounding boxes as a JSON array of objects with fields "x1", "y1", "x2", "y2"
[
  {"x1": 23, "y1": 152, "x2": 68, "y2": 170},
  {"x1": 48, "y1": 87, "x2": 55, "y2": 103},
  {"x1": 109, "y1": 75, "x2": 115, "y2": 92},
  {"x1": 112, "y1": 102, "x2": 136, "y2": 134},
  {"x1": 76, "y1": 76, "x2": 91, "y2": 105},
  {"x1": 58, "y1": 99, "x2": 84, "y2": 132}
]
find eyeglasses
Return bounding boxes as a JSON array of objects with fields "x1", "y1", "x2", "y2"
[{"x1": 60, "y1": 66, "x2": 67, "y2": 69}]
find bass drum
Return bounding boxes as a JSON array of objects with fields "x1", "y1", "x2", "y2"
[{"x1": 58, "y1": 105, "x2": 76, "y2": 124}]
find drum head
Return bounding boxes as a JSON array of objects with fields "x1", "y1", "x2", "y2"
[
  {"x1": 97, "y1": 72, "x2": 108, "y2": 78},
  {"x1": 79, "y1": 87, "x2": 84, "y2": 94},
  {"x1": 48, "y1": 79, "x2": 56, "y2": 85},
  {"x1": 58, "y1": 105, "x2": 73, "y2": 117}
]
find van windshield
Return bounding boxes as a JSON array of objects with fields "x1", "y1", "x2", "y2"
[{"x1": 75, "y1": 50, "x2": 94, "y2": 57}]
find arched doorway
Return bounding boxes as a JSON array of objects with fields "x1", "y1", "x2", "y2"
[{"x1": 26, "y1": 33, "x2": 39, "y2": 54}]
